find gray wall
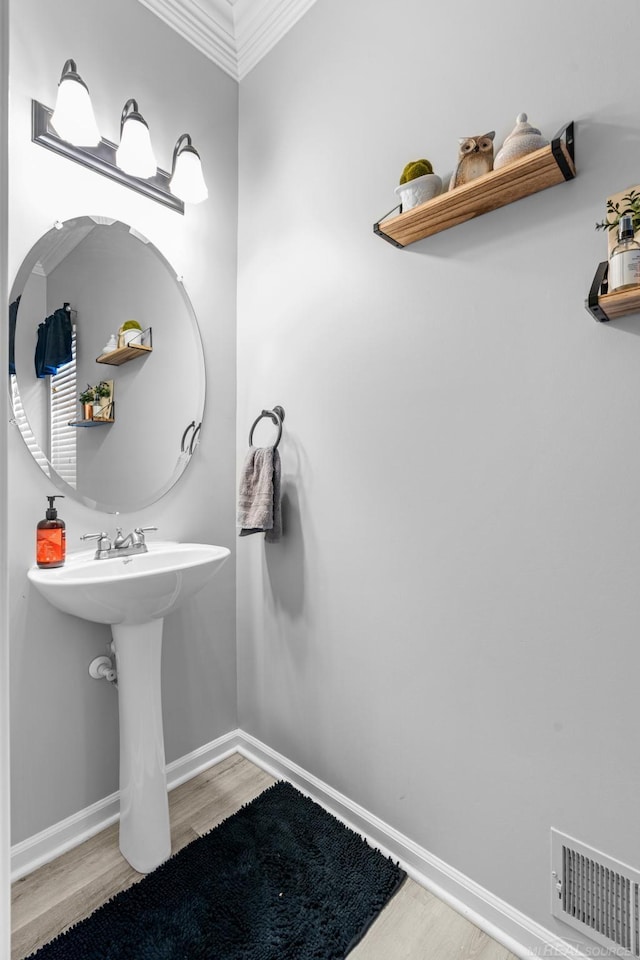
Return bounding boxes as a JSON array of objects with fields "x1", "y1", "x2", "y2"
[
  {"x1": 1, "y1": 0, "x2": 10, "y2": 951},
  {"x1": 9, "y1": 0, "x2": 238, "y2": 842},
  {"x1": 236, "y1": 0, "x2": 640, "y2": 946}
]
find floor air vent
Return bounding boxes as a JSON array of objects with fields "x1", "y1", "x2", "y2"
[{"x1": 551, "y1": 829, "x2": 640, "y2": 957}]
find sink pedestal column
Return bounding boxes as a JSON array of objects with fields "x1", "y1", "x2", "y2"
[{"x1": 112, "y1": 619, "x2": 171, "y2": 873}]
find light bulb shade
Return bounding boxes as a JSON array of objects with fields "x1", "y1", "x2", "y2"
[
  {"x1": 115, "y1": 99, "x2": 157, "y2": 179},
  {"x1": 50, "y1": 59, "x2": 101, "y2": 147},
  {"x1": 170, "y1": 134, "x2": 208, "y2": 204}
]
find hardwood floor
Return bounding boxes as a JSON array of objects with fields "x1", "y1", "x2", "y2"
[{"x1": 11, "y1": 754, "x2": 517, "y2": 960}]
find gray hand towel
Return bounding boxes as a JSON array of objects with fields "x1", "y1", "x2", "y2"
[{"x1": 237, "y1": 446, "x2": 282, "y2": 542}]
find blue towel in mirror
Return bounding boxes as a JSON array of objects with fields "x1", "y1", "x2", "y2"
[{"x1": 34, "y1": 307, "x2": 72, "y2": 378}]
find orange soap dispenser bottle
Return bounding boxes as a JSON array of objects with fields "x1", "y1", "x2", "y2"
[{"x1": 36, "y1": 495, "x2": 66, "y2": 568}]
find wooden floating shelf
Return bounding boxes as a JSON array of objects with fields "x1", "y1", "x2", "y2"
[
  {"x1": 96, "y1": 343, "x2": 152, "y2": 366},
  {"x1": 585, "y1": 261, "x2": 640, "y2": 322},
  {"x1": 374, "y1": 122, "x2": 575, "y2": 248},
  {"x1": 68, "y1": 418, "x2": 115, "y2": 427}
]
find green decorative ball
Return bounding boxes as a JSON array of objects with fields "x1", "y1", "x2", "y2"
[
  {"x1": 399, "y1": 159, "x2": 434, "y2": 184},
  {"x1": 121, "y1": 319, "x2": 143, "y2": 331}
]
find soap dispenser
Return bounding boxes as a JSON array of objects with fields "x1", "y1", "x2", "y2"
[{"x1": 36, "y1": 495, "x2": 66, "y2": 568}]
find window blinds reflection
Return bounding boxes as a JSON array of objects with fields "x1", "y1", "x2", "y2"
[{"x1": 49, "y1": 321, "x2": 77, "y2": 488}]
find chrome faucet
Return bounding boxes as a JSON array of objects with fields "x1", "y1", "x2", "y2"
[
  {"x1": 81, "y1": 526, "x2": 158, "y2": 560},
  {"x1": 113, "y1": 527, "x2": 134, "y2": 550}
]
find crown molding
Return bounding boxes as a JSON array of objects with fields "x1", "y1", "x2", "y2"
[
  {"x1": 234, "y1": 0, "x2": 319, "y2": 78},
  {"x1": 36, "y1": 224, "x2": 95, "y2": 277},
  {"x1": 137, "y1": 0, "x2": 237, "y2": 79},
  {"x1": 136, "y1": 0, "x2": 318, "y2": 81}
]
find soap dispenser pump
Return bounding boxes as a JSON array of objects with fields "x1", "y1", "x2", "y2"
[{"x1": 36, "y1": 495, "x2": 66, "y2": 568}]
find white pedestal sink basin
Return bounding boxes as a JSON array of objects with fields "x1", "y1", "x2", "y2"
[{"x1": 27, "y1": 541, "x2": 230, "y2": 873}]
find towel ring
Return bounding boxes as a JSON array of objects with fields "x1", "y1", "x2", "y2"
[
  {"x1": 189, "y1": 421, "x2": 202, "y2": 455},
  {"x1": 249, "y1": 405, "x2": 285, "y2": 450},
  {"x1": 181, "y1": 420, "x2": 196, "y2": 453}
]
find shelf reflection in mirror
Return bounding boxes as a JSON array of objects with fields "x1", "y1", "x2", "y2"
[{"x1": 9, "y1": 216, "x2": 205, "y2": 512}]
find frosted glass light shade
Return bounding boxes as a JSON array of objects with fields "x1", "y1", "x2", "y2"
[
  {"x1": 170, "y1": 148, "x2": 208, "y2": 204},
  {"x1": 116, "y1": 101, "x2": 157, "y2": 179},
  {"x1": 170, "y1": 134, "x2": 208, "y2": 204},
  {"x1": 50, "y1": 61, "x2": 100, "y2": 147}
]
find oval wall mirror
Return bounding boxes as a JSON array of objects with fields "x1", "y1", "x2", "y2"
[{"x1": 8, "y1": 216, "x2": 205, "y2": 512}]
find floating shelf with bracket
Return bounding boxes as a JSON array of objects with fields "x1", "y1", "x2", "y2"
[
  {"x1": 96, "y1": 327, "x2": 153, "y2": 365},
  {"x1": 96, "y1": 343, "x2": 152, "y2": 366},
  {"x1": 68, "y1": 418, "x2": 115, "y2": 427},
  {"x1": 585, "y1": 261, "x2": 640, "y2": 322},
  {"x1": 374, "y1": 122, "x2": 575, "y2": 248}
]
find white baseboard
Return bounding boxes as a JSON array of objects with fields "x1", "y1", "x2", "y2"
[
  {"x1": 11, "y1": 727, "x2": 586, "y2": 960},
  {"x1": 236, "y1": 732, "x2": 589, "y2": 960},
  {"x1": 10, "y1": 795, "x2": 121, "y2": 883},
  {"x1": 10, "y1": 729, "x2": 241, "y2": 881},
  {"x1": 165, "y1": 729, "x2": 242, "y2": 790}
]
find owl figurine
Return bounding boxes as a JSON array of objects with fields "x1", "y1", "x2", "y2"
[{"x1": 448, "y1": 131, "x2": 495, "y2": 190}]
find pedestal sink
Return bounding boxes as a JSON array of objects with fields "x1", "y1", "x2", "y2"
[{"x1": 27, "y1": 541, "x2": 230, "y2": 873}]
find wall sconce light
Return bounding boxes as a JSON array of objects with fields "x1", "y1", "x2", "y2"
[
  {"x1": 50, "y1": 59, "x2": 101, "y2": 147},
  {"x1": 170, "y1": 134, "x2": 208, "y2": 204},
  {"x1": 31, "y1": 59, "x2": 210, "y2": 214},
  {"x1": 115, "y1": 99, "x2": 157, "y2": 179}
]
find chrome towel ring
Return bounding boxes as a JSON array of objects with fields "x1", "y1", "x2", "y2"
[
  {"x1": 181, "y1": 421, "x2": 195, "y2": 452},
  {"x1": 180, "y1": 420, "x2": 202, "y2": 456},
  {"x1": 249, "y1": 405, "x2": 285, "y2": 449}
]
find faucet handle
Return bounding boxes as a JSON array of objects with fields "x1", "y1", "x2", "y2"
[
  {"x1": 132, "y1": 525, "x2": 157, "y2": 545},
  {"x1": 81, "y1": 531, "x2": 110, "y2": 544}
]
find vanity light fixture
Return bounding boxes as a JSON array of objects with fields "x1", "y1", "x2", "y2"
[
  {"x1": 169, "y1": 134, "x2": 208, "y2": 204},
  {"x1": 115, "y1": 99, "x2": 157, "y2": 179},
  {"x1": 50, "y1": 59, "x2": 101, "y2": 147},
  {"x1": 32, "y1": 98, "x2": 183, "y2": 213},
  {"x1": 31, "y1": 61, "x2": 216, "y2": 214}
]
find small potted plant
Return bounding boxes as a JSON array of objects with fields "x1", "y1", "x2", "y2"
[
  {"x1": 79, "y1": 385, "x2": 95, "y2": 421},
  {"x1": 395, "y1": 158, "x2": 442, "y2": 212},
  {"x1": 118, "y1": 319, "x2": 143, "y2": 348},
  {"x1": 93, "y1": 380, "x2": 112, "y2": 419}
]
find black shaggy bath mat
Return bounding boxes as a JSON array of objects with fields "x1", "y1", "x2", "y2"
[{"x1": 28, "y1": 780, "x2": 406, "y2": 959}]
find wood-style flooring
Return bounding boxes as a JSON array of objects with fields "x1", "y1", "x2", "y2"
[{"x1": 11, "y1": 754, "x2": 518, "y2": 960}]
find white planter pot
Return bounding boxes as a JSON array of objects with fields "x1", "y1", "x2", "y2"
[
  {"x1": 395, "y1": 173, "x2": 442, "y2": 212},
  {"x1": 123, "y1": 329, "x2": 141, "y2": 346}
]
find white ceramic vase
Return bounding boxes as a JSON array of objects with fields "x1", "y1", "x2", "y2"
[
  {"x1": 395, "y1": 173, "x2": 442, "y2": 212},
  {"x1": 494, "y1": 113, "x2": 549, "y2": 170}
]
